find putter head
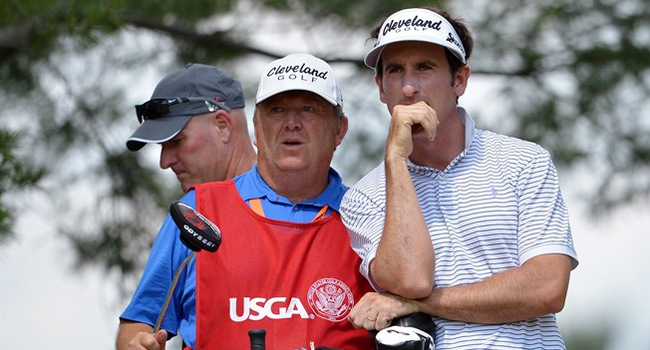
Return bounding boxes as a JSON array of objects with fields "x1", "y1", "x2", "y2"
[{"x1": 169, "y1": 201, "x2": 222, "y2": 252}]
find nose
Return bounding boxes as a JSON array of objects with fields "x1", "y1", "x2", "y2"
[
  {"x1": 159, "y1": 145, "x2": 176, "y2": 170},
  {"x1": 402, "y1": 71, "x2": 419, "y2": 97},
  {"x1": 283, "y1": 109, "x2": 303, "y2": 130}
]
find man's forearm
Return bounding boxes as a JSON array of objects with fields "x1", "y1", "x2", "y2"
[
  {"x1": 415, "y1": 254, "x2": 572, "y2": 324},
  {"x1": 372, "y1": 156, "x2": 434, "y2": 299}
]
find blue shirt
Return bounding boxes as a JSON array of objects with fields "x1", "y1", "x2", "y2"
[
  {"x1": 120, "y1": 165, "x2": 347, "y2": 347},
  {"x1": 235, "y1": 164, "x2": 345, "y2": 221}
]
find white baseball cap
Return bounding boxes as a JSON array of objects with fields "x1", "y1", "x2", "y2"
[
  {"x1": 364, "y1": 8, "x2": 467, "y2": 70},
  {"x1": 255, "y1": 53, "x2": 344, "y2": 108}
]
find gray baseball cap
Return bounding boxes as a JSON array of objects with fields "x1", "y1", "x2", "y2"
[{"x1": 126, "y1": 63, "x2": 245, "y2": 151}]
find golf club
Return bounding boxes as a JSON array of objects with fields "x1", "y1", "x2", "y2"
[{"x1": 152, "y1": 201, "x2": 222, "y2": 334}]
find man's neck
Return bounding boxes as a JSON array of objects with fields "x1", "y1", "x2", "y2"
[
  {"x1": 226, "y1": 142, "x2": 256, "y2": 179},
  {"x1": 259, "y1": 166, "x2": 330, "y2": 204}
]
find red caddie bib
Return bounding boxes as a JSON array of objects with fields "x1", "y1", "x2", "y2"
[{"x1": 193, "y1": 180, "x2": 374, "y2": 349}]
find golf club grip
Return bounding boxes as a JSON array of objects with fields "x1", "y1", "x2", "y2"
[{"x1": 248, "y1": 329, "x2": 266, "y2": 350}]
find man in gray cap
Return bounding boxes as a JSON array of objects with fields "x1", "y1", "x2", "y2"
[{"x1": 127, "y1": 63, "x2": 256, "y2": 192}]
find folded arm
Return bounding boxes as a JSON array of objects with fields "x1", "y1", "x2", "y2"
[
  {"x1": 350, "y1": 253, "x2": 572, "y2": 329},
  {"x1": 418, "y1": 253, "x2": 572, "y2": 324}
]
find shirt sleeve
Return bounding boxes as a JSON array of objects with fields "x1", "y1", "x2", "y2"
[
  {"x1": 340, "y1": 169, "x2": 387, "y2": 291},
  {"x1": 120, "y1": 192, "x2": 197, "y2": 336},
  {"x1": 516, "y1": 151, "x2": 579, "y2": 269}
]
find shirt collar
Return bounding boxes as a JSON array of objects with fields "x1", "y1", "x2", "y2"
[
  {"x1": 458, "y1": 106, "x2": 476, "y2": 152},
  {"x1": 235, "y1": 164, "x2": 347, "y2": 212}
]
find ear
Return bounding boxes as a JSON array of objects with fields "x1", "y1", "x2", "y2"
[
  {"x1": 375, "y1": 75, "x2": 387, "y2": 104},
  {"x1": 212, "y1": 110, "x2": 232, "y2": 142},
  {"x1": 251, "y1": 109, "x2": 261, "y2": 148},
  {"x1": 335, "y1": 116, "x2": 349, "y2": 147},
  {"x1": 453, "y1": 65, "x2": 471, "y2": 98}
]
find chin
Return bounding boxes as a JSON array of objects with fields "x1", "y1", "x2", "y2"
[
  {"x1": 277, "y1": 159, "x2": 309, "y2": 172},
  {"x1": 180, "y1": 180, "x2": 196, "y2": 192}
]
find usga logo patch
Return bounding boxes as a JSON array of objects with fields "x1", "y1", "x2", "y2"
[
  {"x1": 228, "y1": 278, "x2": 354, "y2": 322},
  {"x1": 307, "y1": 278, "x2": 354, "y2": 322}
]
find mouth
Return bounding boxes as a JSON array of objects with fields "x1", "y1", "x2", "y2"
[
  {"x1": 172, "y1": 168, "x2": 187, "y2": 179},
  {"x1": 411, "y1": 124, "x2": 425, "y2": 133},
  {"x1": 281, "y1": 138, "x2": 304, "y2": 147}
]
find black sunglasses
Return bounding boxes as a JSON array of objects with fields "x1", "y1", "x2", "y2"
[{"x1": 135, "y1": 97, "x2": 230, "y2": 124}]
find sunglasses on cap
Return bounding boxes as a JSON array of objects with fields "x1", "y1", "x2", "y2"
[{"x1": 135, "y1": 97, "x2": 231, "y2": 124}]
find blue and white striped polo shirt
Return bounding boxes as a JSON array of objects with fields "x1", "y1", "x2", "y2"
[{"x1": 341, "y1": 108, "x2": 578, "y2": 349}]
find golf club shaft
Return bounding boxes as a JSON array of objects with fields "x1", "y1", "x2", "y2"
[{"x1": 153, "y1": 251, "x2": 196, "y2": 334}]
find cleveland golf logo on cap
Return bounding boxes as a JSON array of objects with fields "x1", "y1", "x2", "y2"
[
  {"x1": 364, "y1": 8, "x2": 467, "y2": 69},
  {"x1": 380, "y1": 14, "x2": 443, "y2": 37},
  {"x1": 266, "y1": 62, "x2": 329, "y2": 83},
  {"x1": 256, "y1": 53, "x2": 343, "y2": 108}
]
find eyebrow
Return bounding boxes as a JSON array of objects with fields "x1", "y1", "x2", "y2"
[{"x1": 384, "y1": 58, "x2": 439, "y2": 70}]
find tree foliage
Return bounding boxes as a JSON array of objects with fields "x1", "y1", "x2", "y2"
[
  {"x1": 467, "y1": 1, "x2": 650, "y2": 212},
  {"x1": 0, "y1": 0, "x2": 648, "y2": 295},
  {"x1": 0, "y1": 129, "x2": 47, "y2": 244}
]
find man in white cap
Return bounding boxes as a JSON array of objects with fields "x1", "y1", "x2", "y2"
[
  {"x1": 126, "y1": 63, "x2": 256, "y2": 192},
  {"x1": 117, "y1": 54, "x2": 374, "y2": 350},
  {"x1": 342, "y1": 7, "x2": 579, "y2": 349}
]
